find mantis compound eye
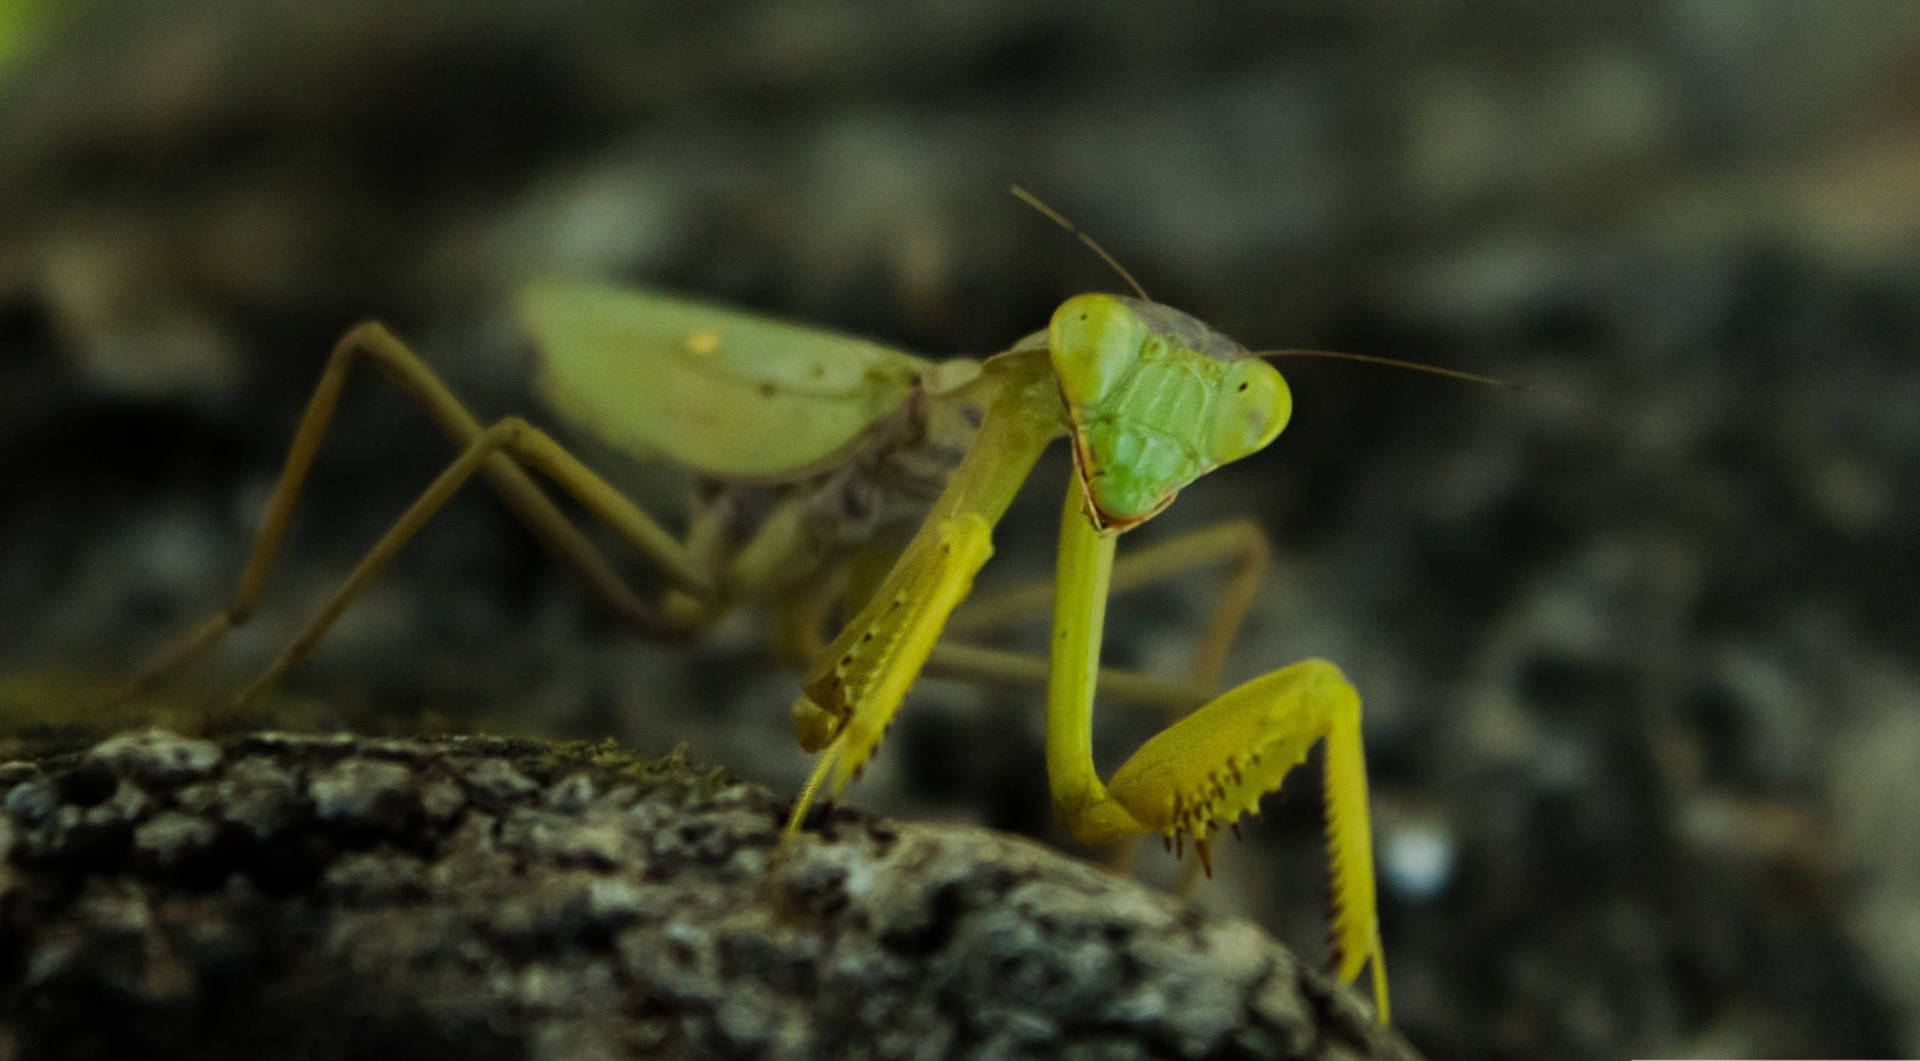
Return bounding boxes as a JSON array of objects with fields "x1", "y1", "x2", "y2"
[
  {"x1": 1049, "y1": 293, "x2": 1144, "y2": 410},
  {"x1": 1206, "y1": 358, "x2": 1291, "y2": 467}
]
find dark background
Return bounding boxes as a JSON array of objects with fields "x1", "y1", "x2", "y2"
[{"x1": 3, "y1": 2, "x2": 1917, "y2": 1058}]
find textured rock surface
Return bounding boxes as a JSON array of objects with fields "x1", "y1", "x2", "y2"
[{"x1": 0, "y1": 730, "x2": 1416, "y2": 1061}]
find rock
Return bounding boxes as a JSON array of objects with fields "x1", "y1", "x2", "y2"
[{"x1": 0, "y1": 730, "x2": 1418, "y2": 1061}]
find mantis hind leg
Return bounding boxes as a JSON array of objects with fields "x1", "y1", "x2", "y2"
[
  {"x1": 107, "y1": 323, "x2": 712, "y2": 721},
  {"x1": 199, "y1": 416, "x2": 712, "y2": 728}
]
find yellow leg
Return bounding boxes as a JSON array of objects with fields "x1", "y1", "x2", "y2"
[
  {"x1": 919, "y1": 517, "x2": 1269, "y2": 715},
  {"x1": 107, "y1": 323, "x2": 712, "y2": 716},
  {"x1": 780, "y1": 353, "x2": 1064, "y2": 841},
  {"x1": 1043, "y1": 478, "x2": 1389, "y2": 1022},
  {"x1": 1100, "y1": 661, "x2": 1386, "y2": 1016},
  {"x1": 787, "y1": 513, "x2": 996, "y2": 801},
  {"x1": 936, "y1": 520, "x2": 1269, "y2": 885},
  {"x1": 793, "y1": 532, "x2": 1212, "y2": 712},
  {"x1": 922, "y1": 643, "x2": 1207, "y2": 713}
]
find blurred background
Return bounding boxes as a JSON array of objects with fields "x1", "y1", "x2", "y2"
[{"x1": 2, "y1": 2, "x2": 1917, "y2": 1057}]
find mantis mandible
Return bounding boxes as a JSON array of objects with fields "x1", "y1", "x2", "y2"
[{"x1": 98, "y1": 190, "x2": 1513, "y2": 1023}]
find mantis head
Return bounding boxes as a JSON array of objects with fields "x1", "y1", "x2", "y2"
[{"x1": 1049, "y1": 293, "x2": 1292, "y2": 531}]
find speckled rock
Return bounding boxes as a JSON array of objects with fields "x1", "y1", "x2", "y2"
[{"x1": 0, "y1": 730, "x2": 1417, "y2": 1061}]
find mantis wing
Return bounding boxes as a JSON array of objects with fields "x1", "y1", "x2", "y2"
[{"x1": 518, "y1": 281, "x2": 930, "y2": 482}]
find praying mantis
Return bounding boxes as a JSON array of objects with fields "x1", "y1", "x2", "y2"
[{"x1": 96, "y1": 191, "x2": 1516, "y2": 1024}]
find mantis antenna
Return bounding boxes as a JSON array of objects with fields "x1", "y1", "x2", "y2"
[
  {"x1": 1012, "y1": 183, "x2": 1529, "y2": 394},
  {"x1": 1011, "y1": 184, "x2": 1152, "y2": 302},
  {"x1": 1252, "y1": 348, "x2": 1525, "y2": 392}
]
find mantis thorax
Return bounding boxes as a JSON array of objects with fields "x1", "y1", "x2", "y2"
[{"x1": 1048, "y1": 293, "x2": 1292, "y2": 531}]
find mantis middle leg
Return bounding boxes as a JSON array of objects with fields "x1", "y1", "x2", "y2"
[{"x1": 933, "y1": 517, "x2": 1269, "y2": 703}]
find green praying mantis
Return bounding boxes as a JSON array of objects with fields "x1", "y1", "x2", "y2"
[{"x1": 101, "y1": 190, "x2": 1523, "y2": 1024}]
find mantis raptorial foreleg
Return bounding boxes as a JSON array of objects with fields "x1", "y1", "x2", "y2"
[
  {"x1": 914, "y1": 519, "x2": 1271, "y2": 881},
  {"x1": 109, "y1": 323, "x2": 712, "y2": 717},
  {"x1": 1042, "y1": 479, "x2": 1388, "y2": 1019},
  {"x1": 781, "y1": 356, "x2": 1064, "y2": 836},
  {"x1": 788, "y1": 514, "x2": 996, "y2": 790}
]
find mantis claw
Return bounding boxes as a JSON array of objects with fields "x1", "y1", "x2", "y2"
[
  {"x1": 782, "y1": 514, "x2": 995, "y2": 845},
  {"x1": 1086, "y1": 658, "x2": 1385, "y2": 1018},
  {"x1": 1104, "y1": 665, "x2": 1328, "y2": 841}
]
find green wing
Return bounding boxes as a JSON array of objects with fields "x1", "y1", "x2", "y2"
[{"x1": 519, "y1": 281, "x2": 929, "y2": 482}]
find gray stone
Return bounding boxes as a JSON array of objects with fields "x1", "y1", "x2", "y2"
[
  {"x1": 87, "y1": 730, "x2": 223, "y2": 786},
  {"x1": 0, "y1": 731, "x2": 1415, "y2": 1060},
  {"x1": 309, "y1": 757, "x2": 417, "y2": 828}
]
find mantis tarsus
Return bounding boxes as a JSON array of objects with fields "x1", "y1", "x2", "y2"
[{"x1": 96, "y1": 192, "x2": 1496, "y2": 1023}]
